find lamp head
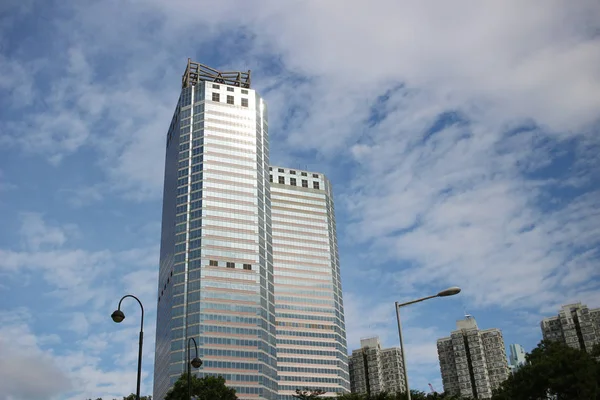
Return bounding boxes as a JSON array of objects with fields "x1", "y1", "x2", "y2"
[
  {"x1": 437, "y1": 286, "x2": 461, "y2": 297},
  {"x1": 111, "y1": 309, "x2": 125, "y2": 323},
  {"x1": 191, "y1": 357, "x2": 203, "y2": 368}
]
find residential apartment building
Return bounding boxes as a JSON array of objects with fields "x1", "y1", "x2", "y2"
[
  {"x1": 153, "y1": 60, "x2": 278, "y2": 400},
  {"x1": 508, "y1": 344, "x2": 526, "y2": 373},
  {"x1": 437, "y1": 316, "x2": 510, "y2": 399},
  {"x1": 540, "y1": 302, "x2": 600, "y2": 353},
  {"x1": 270, "y1": 167, "x2": 349, "y2": 399},
  {"x1": 349, "y1": 336, "x2": 406, "y2": 396}
]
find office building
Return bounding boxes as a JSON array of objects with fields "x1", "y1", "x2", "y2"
[
  {"x1": 349, "y1": 336, "x2": 406, "y2": 396},
  {"x1": 269, "y1": 167, "x2": 349, "y2": 399},
  {"x1": 508, "y1": 344, "x2": 526, "y2": 373},
  {"x1": 437, "y1": 315, "x2": 509, "y2": 399},
  {"x1": 541, "y1": 302, "x2": 600, "y2": 353},
  {"x1": 153, "y1": 60, "x2": 278, "y2": 400}
]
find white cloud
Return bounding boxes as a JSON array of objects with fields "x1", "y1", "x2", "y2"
[
  {"x1": 0, "y1": 309, "x2": 72, "y2": 400},
  {"x1": 1, "y1": 213, "x2": 159, "y2": 310},
  {"x1": 0, "y1": 169, "x2": 16, "y2": 193},
  {"x1": 69, "y1": 312, "x2": 91, "y2": 336},
  {"x1": 18, "y1": 212, "x2": 68, "y2": 250},
  {"x1": 0, "y1": 213, "x2": 158, "y2": 399},
  {"x1": 4, "y1": 1, "x2": 598, "y2": 198}
]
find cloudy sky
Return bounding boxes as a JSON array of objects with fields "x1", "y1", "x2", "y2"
[{"x1": 1, "y1": 0, "x2": 599, "y2": 399}]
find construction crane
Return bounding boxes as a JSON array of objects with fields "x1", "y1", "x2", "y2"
[{"x1": 428, "y1": 383, "x2": 437, "y2": 394}]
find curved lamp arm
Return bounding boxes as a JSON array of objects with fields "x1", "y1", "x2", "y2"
[{"x1": 117, "y1": 294, "x2": 145, "y2": 332}]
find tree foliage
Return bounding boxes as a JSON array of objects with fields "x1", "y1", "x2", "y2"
[
  {"x1": 85, "y1": 395, "x2": 151, "y2": 400},
  {"x1": 492, "y1": 340, "x2": 600, "y2": 400},
  {"x1": 164, "y1": 373, "x2": 237, "y2": 400},
  {"x1": 293, "y1": 388, "x2": 327, "y2": 400},
  {"x1": 334, "y1": 389, "x2": 462, "y2": 400}
]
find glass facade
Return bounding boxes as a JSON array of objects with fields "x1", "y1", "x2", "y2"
[
  {"x1": 153, "y1": 76, "x2": 278, "y2": 400},
  {"x1": 269, "y1": 168, "x2": 350, "y2": 399}
]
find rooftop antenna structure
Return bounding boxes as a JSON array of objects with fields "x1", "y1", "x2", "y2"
[
  {"x1": 182, "y1": 58, "x2": 251, "y2": 89},
  {"x1": 461, "y1": 298, "x2": 471, "y2": 319}
]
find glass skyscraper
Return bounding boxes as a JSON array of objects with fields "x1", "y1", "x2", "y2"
[
  {"x1": 153, "y1": 59, "x2": 349, "y2": 400},
  {"x1": 153, "y1": 60, "x2": 277, "y2": 400},
  {"x1": 269, "y1": 168, "x2": 350, "y2": 398}
]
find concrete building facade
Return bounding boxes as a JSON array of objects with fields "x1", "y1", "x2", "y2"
[
  {"x1": 269, "y1": 167, "x2": 350, "y2": 399},
  {"x1": 349, "y1": 337, "x2": 406, "y2": 396},
  {"x1": 540, "y1": 302, "x2": 600, "y2": 353},
  {"x1": 437, "y1": 316, "x2": 509, "y2": 399}
]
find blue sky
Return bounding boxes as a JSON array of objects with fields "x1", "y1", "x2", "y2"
[{"x1": 1, "y1": 1, "x2": 599, "y2": 399}]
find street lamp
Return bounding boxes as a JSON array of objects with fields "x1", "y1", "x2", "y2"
[
  {"x1": 395, "y1": 287, "x2": 461, "y2": 400},
  {"x1": 111, "y1": 294, "x2": 145, "y2": 400},
  {"x1": 187, "y1": 337, "x2": 203, "y2": 400}
]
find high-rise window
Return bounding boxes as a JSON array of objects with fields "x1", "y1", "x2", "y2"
[
  {"x1": 302, "y1": 180, "x2": 308, "y2": 188},
  {"x1": 313, "y1": 182, "x2": 320, "y2": 189},
  {"x1": 290, "y1": 178, "x2": 296, "y2": 186},
  {"x1": 227, "y1": 95, "x2": 234, "y2": 105},
  {"x1": 278, "y1": 176, "x2": 285, "y2": 184},
  {"x1": 212, "y1": 92, "x2": 220, "y2": 102},
  {"x1": 226, "y1": 262, "x2": 235, "y2": 268},
  {"x1": 241, "y1": 98, "x2": 248, "y2": 107}
]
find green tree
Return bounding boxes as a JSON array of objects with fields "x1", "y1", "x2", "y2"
[
  {"x1": 293, "y1": 388, "x2": 327, "y2": 400},
  {"x1": 426, "y1": 392, "x2": 465, "y2": 399},
  {"x1": 336, "y1": 392, "x2": 366, "y2": 400},
  {"x1": 393, "y1": 390, "x2": 430, "y2": 400},
  {"x1": 492, "y1": 340, "x2": 600, "y2": 400},
  {"x1": 122, "y1": 395, "x2": 151, "y2": 400},
  {"x1": 85, "y1": 396, "x2": 151, "y2": 400},
  {"x1": 336, "y1": 390, "x2": 464, "y2": 400},
  {"x1": 164, "y1": 373, "x2": 237, "y2": 400}
]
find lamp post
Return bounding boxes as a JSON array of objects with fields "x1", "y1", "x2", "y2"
[
  {"x1": 187, "y1": 337, "x2": 203, "y2": 400},
  {"x1": 395, "y1": 286, "x2": 461, "y2": 400},
  {"x1": 111, "y1": 294, "x2": 145, "y2": 400}
]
